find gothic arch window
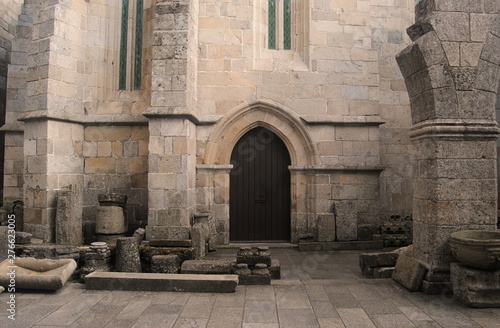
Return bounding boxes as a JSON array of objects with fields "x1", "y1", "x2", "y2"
[
  {"x1": 268, "y1": 0, "x2": 292, "y2": 50},
  {"x1": 119, "y1": 0, "x2": 143, "y2": 90}
]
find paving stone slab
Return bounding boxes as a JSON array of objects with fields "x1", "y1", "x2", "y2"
[{"x1": 84, "y1": 271, "x2": 239, "y2": 293}]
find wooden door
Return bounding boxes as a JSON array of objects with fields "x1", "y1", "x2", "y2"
[{"x1": 230, "y1": 127, "x2": 291, "y2": 241}]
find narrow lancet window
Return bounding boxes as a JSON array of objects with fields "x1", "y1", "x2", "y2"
[
  {"x1": 119, "y1": 0, "x2": 129, "y2": 90},
  {"x1": 134, "y1": 0, "x2": 143, "y2": 90},
  {"x1": 268, "y1": 0, "x2": 292, "y2": 50}
]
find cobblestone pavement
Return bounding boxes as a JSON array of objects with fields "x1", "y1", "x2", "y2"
[{"x1": 0, "y1": 249, "x2": 499, "y2": 328}]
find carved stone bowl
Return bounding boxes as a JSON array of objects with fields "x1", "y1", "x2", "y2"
[{"x1": 450, "y1": 230, "x2": 500, "y2": 270}]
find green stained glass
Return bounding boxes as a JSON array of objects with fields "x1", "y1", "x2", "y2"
[
  {"x1": 134, "y1": 0, "x2": 143, "y2": 90},
  {"x1": 284, "y1": 0, "x2": 291, "y2": 50},
  {"x1": 119, "y1": 0, "x2": 129, "y2": 90},
  {"x1": 268, "y1": 0, "x2": 276, "y2": 49}
]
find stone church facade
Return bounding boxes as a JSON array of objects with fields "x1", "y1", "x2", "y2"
[{"x1": 0, "y1": 0, "x2": 497, "y2": 251}]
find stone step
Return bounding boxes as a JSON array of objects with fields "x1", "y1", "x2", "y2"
[{"x1": 84, "y1": 272, "x2": 238, "y2": 293}]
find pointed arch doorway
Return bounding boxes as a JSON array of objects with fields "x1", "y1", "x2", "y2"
[{"x1": 229, "y1": 127, "x2": 291, "y2": 241}]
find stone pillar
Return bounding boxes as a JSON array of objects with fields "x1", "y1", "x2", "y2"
[
  {"x1": 144, "y1": 0, "x2": 199, "y2": 240},
  {"x1": 115, "y1": 237, "x2": 142, "y2": 273},
  {"x1": 397, "y1": 0, "x2": 500, "y2": 293},
  {"x1": 56, "y1": 190, "x2": 83, "y2": 245},
  {"x1": 16, "y1": 0, "x2": 86, "y2": 242}
]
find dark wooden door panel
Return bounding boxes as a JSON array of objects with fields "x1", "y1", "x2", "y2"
[{"x1": 230, "y1": 127, "x2": 291, "y2": 241}]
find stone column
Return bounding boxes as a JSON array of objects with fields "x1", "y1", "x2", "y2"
[
  {"x1": 144, "y1": 0, "x2": 199, "y2": 240},
  {"x1": 18, "y1": 0, "x2": 86, "y2": 242},
  {"x1": 397, "y1": 0, "x2": 499, "y2": 293}
]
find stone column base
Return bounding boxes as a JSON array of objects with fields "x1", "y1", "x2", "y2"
[{"x1": 450, "y1": 262, "x2": 500, "y2": 308}]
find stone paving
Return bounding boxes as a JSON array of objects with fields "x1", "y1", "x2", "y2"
[{"x1": 1, "y1": 249, "x2": 499, "y2": 328}]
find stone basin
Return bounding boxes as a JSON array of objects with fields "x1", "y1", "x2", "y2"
[
  {"x1": 0, "y1": 258, "x2": 77, "y2": 290},
  {"x1": 450, "y1": 230, "x2": 500, "y2": 270}
]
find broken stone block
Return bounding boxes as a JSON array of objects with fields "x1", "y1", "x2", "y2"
[
  {"x1": 97, "y1": 193, "x2": 127, "y2": 208},
  {"x1": 191, "y1": 214, "x2": 210, "y2": 259},
  {"x1": 374, "y1": 267, "x2": 395, "y2": 279},
  {"x1": 237, "y1": 246, "x2": 271, "y2": 266},
  {"x1": 133, "y1": 228, "x2": 146, "y2": 244},
  {"x1": 234, "y1": 263, "x2": 251, "y2": 276},
  {"x1": 81, "y1": 242, "x2": 112, "y2": 279},
  {"x1": 392, "y1": 247, "x2": 427, "y2": 291},
  {"x1": 334, "y1": 201, "x2": 357, "y2": 241},
  {"x1": 55, "y1": 190, "x2": 83, "y2": 245},
  {"x1": 151, "y1": 255, "x2": 181, "y2": 274},
  {"x1": 239, "y1": 263, "x2": 271, "y2": 285},
  {"x1": 149, "y1": 239, "x2": 192, "y2": 248},
  {"x1": 15, "y1": 231, "x2": 32, "y2": 245},
  {"x1": 0, "y1": 227, "x2": 9, "y2": 260},
  {"x1": 140, "y1": 246, "x2": 195, "y2": 273},
  {"x1": 359, "y1": 250, "x2": 400, "y2": 278},
  {"x1": 317, "y1": 213, "x2": 335, "y2": 242},
  {"x1": 357, "y1": 224, "x2": 374, "y2": 241},
  {"x1": 181, "y1": 259, "x2": 232, "y2": 274},
  {"x1": 270, "y1": 259, "x2": 281, "y2": 279},
  {"x1": 21, "y1": 245, "x2": 80, "y2": 261},
  {"x1": 451, "y1": 262, "x2": 500, "y2": 308},
  {"x1": 115, "y1": 237, "x2": 141, "y2": 273}
]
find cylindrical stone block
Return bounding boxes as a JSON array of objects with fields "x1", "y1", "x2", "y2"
[
  {"x1": 115, "y1": 237, "x2": 142, "y2": 273},
  {"x1": 95, "y1": 206, "x2": 127, "y2": 235}
]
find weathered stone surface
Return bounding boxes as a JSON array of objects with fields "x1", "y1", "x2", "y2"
[
  {"x1": 0, "y1": 227, "x2": 9, "y2": 260},
  {"x1": 15, "y1": 231, "x2": 32, "y2": 244},
  {"x1": 237, "y1": 247, "x2": 272, "y2": 266},
  {"x1": 140, "y1": 246, "x2": 195, "y2": 272},
  {"x1": 95, "y1": 206, "x2": 127, "y2": 235},
  {"x1": 317, "y1": 214, "x2": 335, "y2": 242},
  {"x1": 392, "y1": 247, "x2": 427, "y2": 291},
  {"x1": 0, "y1": 258, "x2": 77, "y2": 290},
  {"x1": 81, "y1": 242, "x2": 112, "y2": 279},
  {"x1": 55, "y1": 190, "x2": 82, "y2": 245},
  {"x1": 270, "y1": 259, "x2": 281, "y2": 279},
  {"x1": 97, "y1": 193, "x2": 127, "y2": 208},
  {"x1": 191, "y1": 214, "x2": 210, "y2": 259},
  {"x1": 151, "y1": 254, "x2": 181, "y2": 273},
  {"x1": 359, "y1": 250, "x2": 400, "y2": 278},
  {"x1": 334, "y1": 201, "x2": 357, "y2": 241},
  {"x1": 299, "y1": 241, "x2": 383, "y2": 252},
  {"x1": 133, "y1": 228, "x2": 146, "y2": 244},
  {"x1": 84, "y1": 272, "x2": 239, "y2": 293},
  {"x1": 149, "y1": 239, "x2": 192, "y2": 247},
  {"x1": 21, "y1": 245, "x2": 80, "y2": 261},
  {"x1": 181, "y1": 259, "x2": 232, "y2": 274},
  {"x1": 374, "y1": 267, "x2": 394, "y2": 279},
  {"x1": 115, "y1": 237, "x2": 141, "y2": 273},
  {"x1": 451, "y1": 262, "x2": 500, "y2": 308},
  {"x1": 357, "y1": 224, "x2": 373, "y2": 241}
]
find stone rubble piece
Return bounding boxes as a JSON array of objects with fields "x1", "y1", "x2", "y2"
[
  {"x1": 239, "y1": 263, "x2": 271, "y2": 285},
  {"x1": 149, "y1": 239, "x2": 193, "y2": 248},
  {"x1": 140, "y1": 246, "x2": 195, "y2": 273},
  {"x1": 359, "y1": 249, "x2": 400, "y2": 278},
  {"x1": 15, "y1": 231, "x2": 32, "y2": 245},
  {"x1": 80, "y1": 242, "x2": 112, "y2": 279},
  {"x1": 133, "y1": 228, "x2": 146, "y2": 244},
  {"x1": 84, "y1": 272, "x2": 239, "y2": 293},
  {"x1": 451, "y1": 262, "x2": 500, "y2": 308},
  {"x1": 181, "y1": 259, "x2": 232, "y2": 274},
  {"x1": 236, "y1": 246, "x2": 271, "y2": 266},
  {"x1": 191, "y1": 213, "x2": 210, "y2": 259},
  {"x1": 151, "y1": 254, "x2": 181, "y2": 274},
  {"x1": 115, "y1": 237, "x2": 142, "y2": 273},
  {"x1": 269, "y1": 259, "x2": 281, "y2": 279},
  {"x1": 233, "y1": 246, "x2": 278, "y2": 284},
  {"x1": 21, "y1": 244, "x2": 80, "y2": 261},
  {"x1": 392, "y1": 246, "x2": 427, "y2": 291}
]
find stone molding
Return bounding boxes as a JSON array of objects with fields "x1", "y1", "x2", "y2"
[
  {"x1": 409, "y1": 119, "x2": 500, "y2": 140},
  {"x1": 300, "y1": 116, "x2": 385, "y2": 126},
  {"x1": 289, "y1": 166, "x2": 384, "y2": 174},
  {"x1": 143, "y1": 107, "x2": 222, "y2": 126},
  {"x1": 196, "y1": 164, "x2": 233, "y2": 174}
]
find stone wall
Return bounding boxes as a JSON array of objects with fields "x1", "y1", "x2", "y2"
[{"x1": 0, "y1": 0, "x2": 25, "y2": 203}]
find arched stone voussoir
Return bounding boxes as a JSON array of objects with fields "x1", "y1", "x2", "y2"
[{"x1": 205, "y1": 101, "x2": 319, "y2": 167}]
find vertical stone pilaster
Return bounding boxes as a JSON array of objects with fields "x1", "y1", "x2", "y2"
[
  {"x1": 19, "y1": 0, "x2": 86, "y2": 242},
  {"x1": 397, "y1": 0, "x2": 499, "y2": 293},
  {"x1": 144, "y1": 0, "x2": 199, "y2": 240}
]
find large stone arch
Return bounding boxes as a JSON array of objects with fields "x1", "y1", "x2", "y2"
[
  {"x1": 397, "y1": 3, "x2": 500, "y2": 294},
  {"x1": 204, "y1": 100, "x2": 319, "y2": 167}
]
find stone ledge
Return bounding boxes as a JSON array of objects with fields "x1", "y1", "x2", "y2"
[
  {"x1": 298, "y1": 241, "x2": 384, "y2": 251},
  {"x1": 84, "y1": 272, "x2": 239, "y2": 293},
  {"x1": 300, "y1": 115, "x2": 385, "y2": 126}
]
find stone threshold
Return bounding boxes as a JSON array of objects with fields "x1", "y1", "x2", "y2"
[{"x1": 84, "y1": 272, "x2": 238, "y2": 293}]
